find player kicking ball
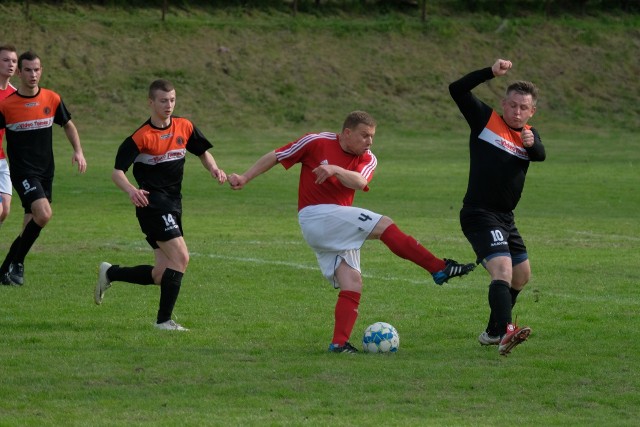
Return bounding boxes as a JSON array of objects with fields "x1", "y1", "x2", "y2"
[{"x1": 229, "y1": 111, "x2": 475, "y2": 353}]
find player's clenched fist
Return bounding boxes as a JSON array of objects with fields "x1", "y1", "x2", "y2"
[
  {"x1": 492, "y1": 59, "x2": 512, "y2": 76},
  {"x1": 228, "y1": 173, "x2": 246, "y2": 190}
]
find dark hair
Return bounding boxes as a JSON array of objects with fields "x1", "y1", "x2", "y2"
[
  {"x1": 0, "y1": 44, "x2": 17, "y2": 55},
  {"x1": 506, "y1": 81, "x2": 539, "y2": 106},
  {"x1": 148, "y1": 79, "x2": 175, "y2": 99},
  {"x1": 342, "y1": 110, "x2": 376, "y2": 130},
  {"x1": 18, "y1": 50, "x2": 40, "y2": 70}
]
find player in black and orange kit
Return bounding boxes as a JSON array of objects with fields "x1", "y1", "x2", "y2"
[
  {"x1": 449, "y1": 59, "x2": 546, "y2": 356},
  {"x1": 0, "y1": 51, "x2": 87, "y2": 286},
  {"x1": 94, "y1": 79, "x2": 227, "y2": 331}
]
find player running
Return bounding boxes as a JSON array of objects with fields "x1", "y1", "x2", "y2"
[
  {"x1": 94, "y1": 79, "x2": 227, "y2": 331},
  {"x1": 229, "y1": 111, "x2": 475, "y2": 353},
  {"x1": 0, "y1": 51, "x2": 87, "y2": 286},
  {"x1": 449, "y1": 59, "x2": 546, "y2": 356}
]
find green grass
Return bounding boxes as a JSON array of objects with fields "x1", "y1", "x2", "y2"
[
  {"x1": 1, "y1": 125, "x2": 638, "y2": 425},
  {"x1": 1, "y1": 4, "x2": 639, "y2": 425},
  {"x1": 2, "y1": 3, "x2": 639, "y2": 136}
]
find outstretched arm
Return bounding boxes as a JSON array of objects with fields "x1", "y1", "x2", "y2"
[
  {"x1": 199, "y1": 151, "x2": 227, "y2": 184},
  {"x1": 228, "y1": 150, "x2": 278, "y2": 190},
  {"x1": 63, "y1": 120, "x2": 87, "y2": 173}
]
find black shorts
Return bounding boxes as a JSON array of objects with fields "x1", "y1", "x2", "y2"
[
  {"x1": 460, "y1": 207, "x2": 528, "y2": 266},
  {"x1": 12, "y1": 176, "x2": 53, "y2": 213},
  {"x1": 137, "y1": 211, "x2": 183, "y2": 249}
]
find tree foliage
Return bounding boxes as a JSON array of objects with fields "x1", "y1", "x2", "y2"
[{"x1": 14, "y1": 0, "x2": 640, "y2": 15}]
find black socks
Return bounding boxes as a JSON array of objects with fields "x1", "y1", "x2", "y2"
[
  {"x1": 157, "y1": 268, "x2": 183, "y2": 324},
  {"x1": 487, "y1": 280, "x2": 512, "y2": 336},
  {"x1": 107, "y1": 265, "x2": 154, "y2": 285}
]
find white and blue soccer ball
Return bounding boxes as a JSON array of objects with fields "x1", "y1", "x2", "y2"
[{"x1": 362, "y1": 322, "x2": 399, "y2": 353}]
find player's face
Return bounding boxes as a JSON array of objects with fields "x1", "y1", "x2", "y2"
[
  {"x1": 343, "y1": 123, "x2": 376, "y2": 156},
  {"x1": 501, "y1": 91, "x2": 536, "y2": 129},
  {"x1": 18, "y1": 58, "x2": 42, "y2": 89},
  {"x1": 149, "y1": 89, "x2": 176, "y2": 120},
  {"x1": 0, "y1": 50, "x2": 18, "y2": 79}
]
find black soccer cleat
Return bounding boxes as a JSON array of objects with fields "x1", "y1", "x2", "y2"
[
  {"x1": 432, "y1": 258, "x2": 475, "y2": 285},
  {"x1": 328, "y1": 341, "x2": 359, "y2": 354}
]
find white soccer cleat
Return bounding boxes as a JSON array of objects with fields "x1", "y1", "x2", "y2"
[
  {"x1": 478, "y1": 331, "x2": 501, "y2": 346},
  {"x1": 94, "y1": 262, "x2": 112, "y2": 305},
  {"x1": 154, "y1": 319, "x2": 189, "y2": 331}
]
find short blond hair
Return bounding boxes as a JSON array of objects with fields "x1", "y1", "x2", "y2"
[{"x1": 342, "y1": 110, "x2": 376, "y2": 130}]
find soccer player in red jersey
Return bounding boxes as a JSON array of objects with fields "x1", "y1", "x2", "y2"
[
  {"x1": 0, "y1": 51, "x2": 87, "y2": 286},
  {"x1": 449, "y1": 59, "x2": 546, "y2": 356},
  {"x1": 229, "y1": 111, "x2": 475, "y2": 353},
  {"x1": 94, "y1": 79, "x2": 227, "y2": 331},
  {"x1": 0, "y1": 45, "x2": 18, "y2": 230}
]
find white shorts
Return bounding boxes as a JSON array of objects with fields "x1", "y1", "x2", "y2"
[
  {"x1": 0, "y1": 159, "x2": 11, "y2": 196},
  {"x1": 298, "y1": 204, "x2": 382, "y2": 287}
]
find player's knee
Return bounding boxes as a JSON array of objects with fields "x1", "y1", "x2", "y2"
[
  {"x1": 512, "y1": 272, "x2": 530, "y2": 289},
  {"x1": 380, "y1": 216, "x2": 394, "y2": 227}
]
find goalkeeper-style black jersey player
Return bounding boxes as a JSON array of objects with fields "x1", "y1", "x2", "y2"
[{"x1": 449, "y1": 59, "x2": 546, "y2": 356}]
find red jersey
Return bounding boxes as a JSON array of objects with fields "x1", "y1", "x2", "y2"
[
  {"x1": 275, "y1": 132, "x2": 377, "y2": 211},
  {"x1": 0, "y1": 82, "x2": 17, "y2": 160}
]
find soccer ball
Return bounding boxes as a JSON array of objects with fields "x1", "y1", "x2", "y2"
[{"x1": 362, "y1": 322, "x2": 400, "y2": 353}]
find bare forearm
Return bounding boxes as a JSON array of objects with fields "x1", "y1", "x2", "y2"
[
  {"x1": 333, "y1": 167, "x2": 368, "y2": 190},
  {"x1": 111, "y1": 169, "x2": 137, "y2": 194},
  {"x1": 242, "y1": 150, "x2": 279, "y2": 183},
  {"x1": 64, "y1": 120, "x2": 83, "y2": 153}
]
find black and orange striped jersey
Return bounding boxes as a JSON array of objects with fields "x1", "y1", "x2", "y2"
[
  {"x1": 0, "y1": 88, "x2": 71, "y2": 179},
  {"x1": 114, "y1": 116, "x2": 212, "y2": 216},
  {"x1": 449, "y1": 67, "x2": 546, "y2": 212}
]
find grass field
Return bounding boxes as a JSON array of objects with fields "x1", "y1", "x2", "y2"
[
  {"x1": 1, "y1": 124, "x2": 638, "y2": 425},
  {"x1": 1, "y1": 3, "x2": 639, "y2": 425}
]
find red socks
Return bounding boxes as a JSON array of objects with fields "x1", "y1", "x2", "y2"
[
  {"x1": 380, "y1": 224, "x2": 445, "y2": 273},
  {"x1": 331, "y1": 290, "x2": 361, "y2": 346}
]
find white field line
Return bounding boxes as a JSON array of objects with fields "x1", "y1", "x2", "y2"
[{"x1": 189, "y1": 251, "x2": 427, "y2": 285}]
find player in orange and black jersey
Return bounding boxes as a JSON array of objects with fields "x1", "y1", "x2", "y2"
[
  {"x1": 94, "y1": 79, "x2": 227, "y2": 331},
  {"x1": 0, "y1": 51, "x2": 87, "y2": 286},
  {"x1": 449, "y1": 59, "x2": 546, "y2": 356}
]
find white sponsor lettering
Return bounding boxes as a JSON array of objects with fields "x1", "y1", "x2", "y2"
[
  {"x1": 134, "y1": 148, "x2": 186, "y2": 165},
  {"x1": 478, "y1": 128, "x2": 530, "y2": 160},
  {"x1": 6, "y1": 117, "x2": 54, "y2": 132}
]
